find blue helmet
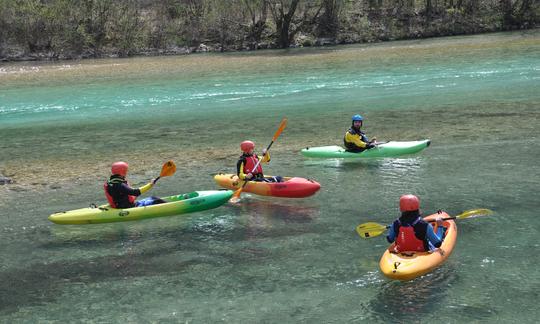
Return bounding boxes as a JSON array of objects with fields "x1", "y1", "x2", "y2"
[{"x1": 352, "y1": 114, "x2": 363, "y2": 122}]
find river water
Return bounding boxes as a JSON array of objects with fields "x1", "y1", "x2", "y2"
[{"x1": 1, "y1": 30, "x2": 539, "y2": 322}]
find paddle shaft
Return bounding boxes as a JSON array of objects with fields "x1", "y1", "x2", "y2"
[
  {"x1": 357, "y1": 208, "x2": 492, "y2": 239},
  {"x1": 239, "y1": 140, "x2": 274, "y2": 189},
  {"x1": 382, "y1": 215, "x2": 458, "y2": 229}
]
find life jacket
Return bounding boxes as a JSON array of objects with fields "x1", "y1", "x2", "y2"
[
  {"x1": 242, "y1": 154, "x2": 263, "y2": 176},
  {"x1": 394, "y1": 217, "x2": 427, "y2": 253},
  {"x1": 104, "y1": 177, "x2": 136, "y2": 208},
  {"x1": 344, "y1": 127, "x2": 369, "y2": 152}
]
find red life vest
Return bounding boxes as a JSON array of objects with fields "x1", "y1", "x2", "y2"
[
  {"x1": 103, "y1": 181, "x2": 135, "y2": 208},
  {"x1": 243, "y1": 154, "x2": 263, "y2": 175},
  {"x1": 394, "y1": 218, "x2": 426, "y2": 253}
]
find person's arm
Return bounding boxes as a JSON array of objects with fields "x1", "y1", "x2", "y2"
[
  {"x1": 426, "y1": 223, "x2": 442, "y2": 248},
  {"x1": 386, "y1": 221, "x2": 397, "y2": 243},
  {"x1": 138, "y1": 182, "x2": 153, "y2": 194},
  {"x1": 361, "y1": 133, "x2": 377, "y2": 148},
  {"x1": 345, "y1": 132, "x2": 368, "y2": 148},
  {"x1": 236, "y1": 158, "x2": 248, "y2": 180},
  {"x1": 120, "y1": 183, "x2": 142, "y2": 197}
]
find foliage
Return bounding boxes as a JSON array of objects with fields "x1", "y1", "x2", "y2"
[{"x1": 0, "y1": 0, "x2": 538, "y2": 60}]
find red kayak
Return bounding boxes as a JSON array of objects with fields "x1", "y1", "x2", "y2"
[{"x1": 213, "y1": 173, "x2": 321, "y2": 198}]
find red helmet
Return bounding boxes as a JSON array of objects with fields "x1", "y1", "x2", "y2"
[
  {"x1": 111, "y1": 161, "x2": 129, "y2": 177},
  {"x1": 399, "y1": 194, "x2": 420, "y2": 212},
  {"x1": 240, "y1": 140, "x2": 255, "y2": 153}
]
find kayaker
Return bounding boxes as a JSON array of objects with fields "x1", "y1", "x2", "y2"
[
  {"x1": 344, "y1": 114, "x2": 377, "y2": 153},
  {"x1": 104, "y1": 161, "x2": 166, "y2": 208},
  {"x1": 237, "y1": 140, "x2": 282, "y2": 182},
  {"x1": 386, "y1": 194, "x2": 444, "y2": 253}
]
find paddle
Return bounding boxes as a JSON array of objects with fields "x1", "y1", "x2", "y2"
[
  {"x1": 153, "y1": 160, "x2": 177, "y2": 183},
  {"x1": 355, "y1": 208, "x2": 493, "y2": 239},
  {"x1": 230, "y1": 118, "x2": 288, "y2": 202},
  {"x1": 372, "y1": 141, "x2": 387, "y2": 150}
]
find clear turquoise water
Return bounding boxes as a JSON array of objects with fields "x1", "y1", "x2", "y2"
[{"x1": 1, "y1": 30, "x2": 539, "y2": 322}]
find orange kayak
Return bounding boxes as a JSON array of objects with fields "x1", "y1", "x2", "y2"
[
  {"x1": 379, "y1": 211, "x2": 457, "y2": 281},
  {"x1": 214, "y1": 173, "x2": 321, "y2": 198}
]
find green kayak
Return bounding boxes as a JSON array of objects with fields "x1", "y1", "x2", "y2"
[
  {"x1": 49, "y1": 190, "x2": 233, "y2": 225},
  {"x1": 301, "y1": 140, "x2": 430, "y2": 158}
]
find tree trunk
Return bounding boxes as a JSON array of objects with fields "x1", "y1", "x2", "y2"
[
  {"x1": 425, "y1": 0, "x2": 433, "y2": 18},
  {"x1": 317, "y1": 0, "x2": 341, "y2": 38},
  {"x1": 243, "y1": 0, "x2": 268, "y2": 49},
  {"x1": 500, "y1": 0, "x2": 514, "y2": 29},
  {"x1": 269, "y1": 0, "x2": 300, "y2": 48}
]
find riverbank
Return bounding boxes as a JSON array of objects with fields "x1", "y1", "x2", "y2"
[{"x1": 1, "y1": 1, "x2": 538, "y2": 61}]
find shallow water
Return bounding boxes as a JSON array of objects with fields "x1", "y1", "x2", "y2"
[{"x1": 1, "y1": 30, "x2": 539, "y2": 322}]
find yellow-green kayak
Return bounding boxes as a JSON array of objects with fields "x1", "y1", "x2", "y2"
[{"x1": 49, "y1": 190, "x2": 233, "y2": 225}]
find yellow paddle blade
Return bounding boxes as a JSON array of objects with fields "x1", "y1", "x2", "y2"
[
  {"x1": 356, "y1": 222, "x2": 388, "y2": 239},
  {"x1": 159, "y1": 160, "x2": 176, "y2": 177},
  {"x1": 455, "y1": 208, "x2": 493, "y2": 219}
]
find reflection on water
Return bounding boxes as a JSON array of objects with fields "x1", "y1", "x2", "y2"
[
  {"x1": 227, "y1": 198, "x2": 320, "y2": 241},
  {"x1": 235, "y1": 198, "x2": 319, "y2": 222}
]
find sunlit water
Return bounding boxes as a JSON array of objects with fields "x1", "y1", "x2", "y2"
[{"x1": 1, "y1": 30, "x2": 539, "y2": 322}]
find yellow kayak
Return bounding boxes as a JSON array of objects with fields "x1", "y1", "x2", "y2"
[{"x1": 379, "y1": 211, "x2": 457, "y2": 281}]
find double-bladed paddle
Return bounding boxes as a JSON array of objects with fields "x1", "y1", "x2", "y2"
[{"x1": 355, "y1": 208, "x2": 493, "y2": 239}]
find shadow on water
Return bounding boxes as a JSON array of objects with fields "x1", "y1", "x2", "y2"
[
  {"x1": 0, "y1": 247, "x2": 201, "y2": 315},
  {"x1": 366, "y1": 266, "x2": 457, "y2": 322},
  {"x1": 362, "y1": 263, "x2": 499, "y2": 322}
]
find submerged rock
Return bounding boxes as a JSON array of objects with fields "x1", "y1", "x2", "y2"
[{"x1": 0, "y1": 176, "x2": 13, "y2": 185}]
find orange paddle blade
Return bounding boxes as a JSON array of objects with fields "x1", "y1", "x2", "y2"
[
  {"x1": 159, "y1": 160, "x2": 176, "y2": 177},
  {"x1": 273, "y1": 118, "x2": 288, "y2": 141},
  {"x1": 230, "y1": 188, "x2": 243, "y2": 202}
]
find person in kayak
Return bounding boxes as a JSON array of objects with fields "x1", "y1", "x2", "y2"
[
  {"x1": 386, "y1": 194, "x2": 444, "y2": 253},
  {"x1": 344, "y1": 114, "x2": 377, "y2": 153},
  {"x1": 104, "y1": 161, "x2": 166, "y2": 208},
  {"x1": 237, "y1": 140, "x2": 282, "y2": 182}
]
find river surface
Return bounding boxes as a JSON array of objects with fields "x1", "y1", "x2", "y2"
[{"x1": 1, "y1": 30, "x2": 539, "y2": 322}]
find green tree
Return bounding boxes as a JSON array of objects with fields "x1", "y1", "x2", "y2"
[
  {"x1": 109, "y1": 0, "x2": 144, "y2": 57},
  {"x1": 80, "y1": 0, "x2": 113, "y2": 56},
  {"x1": 12, "y1": 0, "x2": 51, "y2": 53}
]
